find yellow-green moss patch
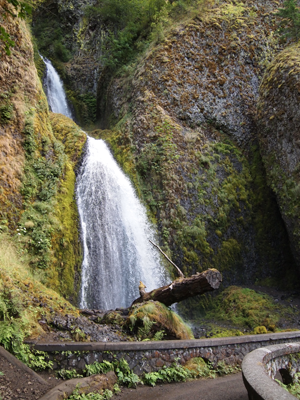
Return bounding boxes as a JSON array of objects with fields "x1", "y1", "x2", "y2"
[{"x1": 128, "y1": 301, "x2": 194, "y2": 340}]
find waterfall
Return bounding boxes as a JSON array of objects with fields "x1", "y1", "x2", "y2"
[
  {"x1": 77, "y1": 138, "x2": 167, "y2": 309},
  {"x1": 42, "y1": 56, "x2": 167, "y2": 310},
  {"x1": 42, "y1": 56, "x2": 73, "y2": 119}
]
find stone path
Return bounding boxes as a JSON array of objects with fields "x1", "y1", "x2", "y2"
[{"x1": 116, "y1": 372, "x2": 248, "y2": 400}]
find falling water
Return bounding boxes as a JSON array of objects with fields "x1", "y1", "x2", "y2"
[
  {"x1": 77, "y1": 138, "x2": 167, "y2": 310},
  {"x1": 42, "y1": 56, "x2": 73, "y2": 119},
  {"x1": 42, "y1": 56, "x2": 167, "y2": 310}
]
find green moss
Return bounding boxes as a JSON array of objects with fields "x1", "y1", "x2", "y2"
[
  {"x1": 15, "y1": 92, "x2": 86, "y2": 298},
  {"x1": 213, "y1": 239, "x2": 241, "y2": 272},
  {"x1": 49, "y1": 113, "x2": 86, "y2": 163},
  {"x1": 128, "y1": 301, "x2": 194, "y2": 340},
  {"x1": 49, "y1": 114, "x2": 86, "y2": 299},
  {"x1": 0, "y1": 91, "x2": 14, "y2": 124},
  {"x1": 66, "y1": 90, "x2": 97, "y2": 128},
  {"x1": 253, "y1": 326, "x2": 267, "y2": 334},
  {"x1": 195, "y1": 286, "x2": 292, "y2": 330},
  {"x1": 19, "y1": 91, "x2": 66, "y2": 274},
  {"x1": 50, "y1": 162, "x2": 82, "y2": 300},
  {"x1": 32, "y1": 35, "x2": 46, "y2": 82},
  {"x1": 0, "y1": 232, "x2": 78, "y2": 358}
]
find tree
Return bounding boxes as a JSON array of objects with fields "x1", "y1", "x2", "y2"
[
  {"x1": 275, "y1": 0, "x2": 300, "y2": 40},
  {"x1": 0, "y1": 0, "x2": 32, "y2": 56}
]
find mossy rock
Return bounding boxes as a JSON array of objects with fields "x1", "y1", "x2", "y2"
[
  {"x1": 179, "y1": 286, "x2": 294, "y2": 332},
  {"x1": 101, "y1": 310, "x2": 126, "y2": 326},
  {"x1": 258, "y1": 42, "x2": 300, "y2": 273},
  {"x1": 127, "y1": 301, "x2": 194, "y2": 340}
]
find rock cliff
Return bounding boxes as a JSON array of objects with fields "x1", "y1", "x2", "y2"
[
  {"x1": 258, "y1": 43, "x2": 300, "y2": 270},
  {"x1": 0, "y1": 4, "x2": 86, "y2": 299},
  {"x1": 102, "y1": 0, "x2": 297, "y2": 289}
]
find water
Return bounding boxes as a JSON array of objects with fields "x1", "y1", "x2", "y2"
[
  {"x1": 42, "y1": 56, "x2": 167, "y2": 310},
  {"x1": 77, "y1": 138, "x2": 167, "y2": 309},
  {"x1": 42, "y1": 56, "x2": 73, "y2": 119}
]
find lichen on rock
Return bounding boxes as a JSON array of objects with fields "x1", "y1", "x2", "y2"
[{"x1": 258, "y1": 42, "x2": 300, "y2": 271}]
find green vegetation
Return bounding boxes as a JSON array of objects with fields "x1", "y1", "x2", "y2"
[
  {"x1": 277, "y1": 378, "x2": 300, "y2": 398},
  {"x1": 63, "y1": 356, "x2": 240, "y2": 398},
  {"x1": 276, "y1": 360, "x2": 300, "y2": 398},
  {"x1": 128, "y1": 301, "x2": 194, "y2": 340},
  {"x1": 68, "y1": 386, "x2": 115, "y2": 400},
  {"x1": 0, "y1": 232, "x2": 78, "y2": 368},
  {"x1": 275, "y1": 0, "x2": 300, "y2": 40},
  {"x1": 31, "y1": 9, "x2": 72, "y2": 63},
  {"x1": 20, "y1": 112, "x2": 66, "y2": 271},
  {"x1": 13, "y1": 102, "x2": 85, "y2": 297},
  {"x1": 66, "y1": 91, "x2": 97, "y2": 128},
  {"x1": 0, "y1": 91, "x2": 14, "y2": 123},
  {"x1": 181, "y1": 286, "x2": 294, "y2": 334},
  {"x1": 85, "y1": 0, "x2": 211, "y2": 70},
  {"x1": 85, "y1": 359, "x2": 140, "y2": 388},
  {"x1": 0, "y1": 0, "x2": 32, "y2": 56},
  {"x1": 57, "y1": 369, "x2": 84, "y2": 380}
]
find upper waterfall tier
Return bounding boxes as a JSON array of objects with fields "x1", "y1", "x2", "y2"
[{"x1": 42, "y1": 56, "x2": 73, "y2": 119}]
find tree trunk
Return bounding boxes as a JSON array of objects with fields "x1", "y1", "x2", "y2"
[{"x1": 131, "y1": 268, "x2": 222, "y2": 307}]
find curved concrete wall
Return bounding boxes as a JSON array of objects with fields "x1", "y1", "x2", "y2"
[{"x1": 242, "y1": 343, "x2": 300, "y2": 400}]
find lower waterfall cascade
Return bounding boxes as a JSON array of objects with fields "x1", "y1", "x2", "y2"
[
  {"x1": 77, "y1": 137, "x2": 167, "y2": 310},
  {"x1": 41, "y1": 57, "x2": 167, "y2": 310}
]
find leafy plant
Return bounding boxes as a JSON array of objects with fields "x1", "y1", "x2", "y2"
[
  {"x1": 113, "y1": 359, "x2": 140, "y2": 388},
  {"x1": 84, "y1": 360, "x2": 114, "y2": 376},
  {"x1": 57, "y1": 369, "x2": 84, "y2": 380},
  {"x1": 0, "y1": 102, "x2": 14, "y2": 123},
  {"x1": 84, "y1": 359, "x2": 140, "y2": 388},
  {"x1": 68, "y1": 384, "x2": 114, "y2": 400},
  {"x1": 143, "y1": 362, "x2": 192, "y2": 386}
]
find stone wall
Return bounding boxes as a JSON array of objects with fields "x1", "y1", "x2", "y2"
[
  {"x1": 242, "y1": 342, "x2": 300, "y2": 400},
  {"x1": 27, "y1": 331, "x2": 300, "y2": 375}
]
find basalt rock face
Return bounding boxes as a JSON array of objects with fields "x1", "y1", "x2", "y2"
[
  {"x1": 104, "y1": 0, "x2": 298, "y2": 287},
  {"x1": 258, "y1": 43, "x2": 300, "y2": 270},
  {"x1": 107, "y1": 0, "x2": 283, "y2": 148}
]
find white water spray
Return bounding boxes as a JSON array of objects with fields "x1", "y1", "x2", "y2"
[
  {"x1": 42, "y1": 56, "x2": 73, "y2": 118},
  {"x1": 42, "y1": 56, "x2": 167, "y2": 310},
  {"x1": 77, "y1": 138, "x2": 166, "y2": 309}
]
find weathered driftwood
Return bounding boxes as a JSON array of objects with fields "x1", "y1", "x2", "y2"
[{"x1": 131, "y1": 268, "x2": 222, "y2": 307}]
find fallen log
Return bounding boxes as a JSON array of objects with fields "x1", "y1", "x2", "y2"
[{"x1": 131, "y1": 268, "x2": 222, "y2": 307}]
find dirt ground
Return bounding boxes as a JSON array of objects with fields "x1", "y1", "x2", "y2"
[{"x1": 0, "y1": 355, "x2": 61, "y2": 400}]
